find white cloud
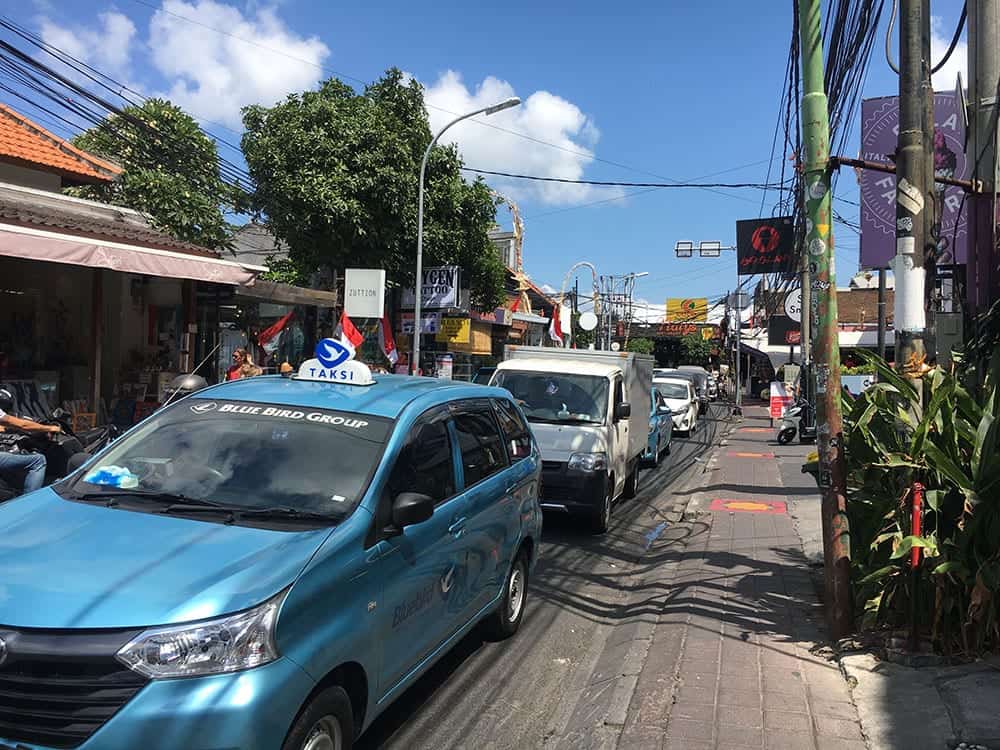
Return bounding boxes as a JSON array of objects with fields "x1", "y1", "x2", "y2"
[
  {"x1": 931, "y1": 14, "x2": 968, "y2": 91},
  {"x1": 423, "y1": 70, "x2": 619, "y2": 206},
  {"x1": 39, "y1": 11, "x2": 137, "y2": 77},
  {"x1": 148, "y1": 0, "x2": 329, "y2": 127}
]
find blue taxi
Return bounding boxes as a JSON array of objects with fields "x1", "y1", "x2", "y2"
[{"x1": 0, "y1": 340, "x2": 542, "y2": 750}]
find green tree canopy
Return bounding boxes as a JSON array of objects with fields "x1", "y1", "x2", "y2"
[
  {"x1": 679, "y1": 333, "x2": 713, "y2": 364},
  {"x1": 625, "y1": 337, "x2": 654, "y2": 354},
  {"x1": 240, "y1": 69, "x2": 506, "y2": 310},
  {"x1": 71, "y1": 98, "x2": 235, "y2": 251}
]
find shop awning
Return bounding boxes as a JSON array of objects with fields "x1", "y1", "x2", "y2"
[
  {"x1": 512, "y1": 311, "x2": 549, "y2": 325},
  {"x1": 236, "y1": 279, "x2": 339, "y2": 307},
  {"x1": 0, "y1": 221, "x2": 264, "y2": 285}
]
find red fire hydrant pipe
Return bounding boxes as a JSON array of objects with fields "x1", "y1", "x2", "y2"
[{"x1": 911, "y1": 482, "x2": 924, "y2": 568}]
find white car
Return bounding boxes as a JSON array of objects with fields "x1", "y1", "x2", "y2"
[{"x1": 653, "y1": 377, "x2": 699, "y2": 436}]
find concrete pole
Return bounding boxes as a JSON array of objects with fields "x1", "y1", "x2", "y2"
[
  {"x1": 893, "y1": 0, "x2": 929, "y2": 373},
  {"x1": 877, "y1": 267, "x2": 888, "y2": 360},
  {"x1": 799, "y1": 0, "x2": 852, "y2": 638},
  {"x1": 968, "y1": 0, "x2": 1000, "y2": 316}
]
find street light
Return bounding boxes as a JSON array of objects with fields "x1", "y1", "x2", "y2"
[
  {"x1": 675, "y1": 238, "x2": 743, "y2": 415},
  {"x1": 412, "y1": 97, "x2": 521, "y2": 374}
]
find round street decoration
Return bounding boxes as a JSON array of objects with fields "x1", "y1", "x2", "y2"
[{"x1": 751, "y1": 225, "x2": 781, "y2": 254}]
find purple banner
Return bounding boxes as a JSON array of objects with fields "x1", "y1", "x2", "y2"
[{"x1": 859, "y1": 93, "x2": 969, "y2": 268}]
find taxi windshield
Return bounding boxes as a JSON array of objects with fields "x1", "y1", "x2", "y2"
[{"x1": 62, "y1": 399, "x2": 392, "y2": 523}]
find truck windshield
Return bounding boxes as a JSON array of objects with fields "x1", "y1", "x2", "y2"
[
  {"x1": 492, "y1": 370, "x2": 608, "y2": 425},
  {"x1": 60, "y1": 399, "x2": 392, "y2": 522}
]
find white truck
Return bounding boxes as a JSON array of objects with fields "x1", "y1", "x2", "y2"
[{"x1": 491, "y1": 346, "x2": 654, "y2": 532}]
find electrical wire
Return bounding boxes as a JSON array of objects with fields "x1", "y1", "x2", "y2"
[
  {"x1": 461, "y1": 168, "x2": 789, "y2": 190},
  {"x1": 932, "y1": 3, "x2": 968, "y2": 75}
]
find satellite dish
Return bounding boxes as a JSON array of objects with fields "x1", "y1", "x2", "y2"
[{"x1": 578, "y1": 311, "x2": 598, "y2": 331}]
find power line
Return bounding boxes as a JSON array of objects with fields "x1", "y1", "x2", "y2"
[{"x1": 462, "y1": 168, "x2": 789, "y2": 190}]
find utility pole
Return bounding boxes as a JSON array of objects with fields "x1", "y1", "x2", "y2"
[
  {"x1": 893, "y1": 0, "x2": 930, "y2": 373},
  {"x1": 877, "y1": 268, "x2": 888, "y2": 360},
  {"x1": 968, "y1": 0, "x2": 999, "y2": 317},
  {"x1": 921, "y1": 0, "x2": 938, "y2": 362},
  {"x1": 799, "y1": 0, "x2": 852, "y2": 638}
]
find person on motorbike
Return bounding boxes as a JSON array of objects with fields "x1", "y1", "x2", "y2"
[{"x1": 0, "y1": 388, "x2": 61, "y2": 495}]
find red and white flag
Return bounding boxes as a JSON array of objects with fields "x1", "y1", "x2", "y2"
[
  {"x1": 334, "y1": 310, "x2": 365, "y2": 355},
  {"x1": 257, "y1": 311, "x2": 295, "y2": 355},
  {"x1": 549, "y1": 304, "x2": 564, "y2": 346},
  {"x1": 378, "y1": 313, "x2": 398, "y2": 365}
]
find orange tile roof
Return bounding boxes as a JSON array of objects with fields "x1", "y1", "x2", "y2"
[{"x1": 0, "y1": 103, "x2": 120, "y2": 184}]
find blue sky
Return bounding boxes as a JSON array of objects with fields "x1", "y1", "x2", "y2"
[{"x1": 10, "y1": 0, "x2": 969, "y2": 312}]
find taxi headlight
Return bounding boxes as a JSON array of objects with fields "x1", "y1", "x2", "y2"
[
  {"x1": 568, "y1": 452, "x2": 608, "y2": 472},
  {"x1": 116, "y1": 595, "x2": 282, "y2": 679}
]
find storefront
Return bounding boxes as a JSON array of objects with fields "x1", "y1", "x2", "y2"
[{"x1": 0, "y1": 185, "x2": 263, "y2": 425}]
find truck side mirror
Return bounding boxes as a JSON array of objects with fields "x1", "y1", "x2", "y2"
[{"x1": 614, "y1": 402, "x2": 631, "y2": 421}]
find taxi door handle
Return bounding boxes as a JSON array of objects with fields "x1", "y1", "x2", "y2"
[{"x1": 448, "y1": 517, "x2": 467, "y2": 537}]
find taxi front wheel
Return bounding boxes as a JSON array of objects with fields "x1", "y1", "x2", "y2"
[
  {"x1": 482, "y1": 551, "x2": 529, "y2": 641},
  {"x1": 282, "y1": 685, "x2": 355, "y2": 750}
]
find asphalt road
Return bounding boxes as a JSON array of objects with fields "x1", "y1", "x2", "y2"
[{"x1": 357, "y1": 404, "x2": 727, "y2": 750}]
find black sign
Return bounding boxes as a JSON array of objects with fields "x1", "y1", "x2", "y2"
[
  {"x1": 736, "y1": 216, "x2": 796, "y2": 276},
  {"x1": 768, "y1": 314, "x2": 802, "y2": 346}
]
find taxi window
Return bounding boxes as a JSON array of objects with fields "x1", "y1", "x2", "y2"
[
  {"x1": 63, "y1": 399, "x2": 391, "y2": 522},
  {"x1": 493, "y1": 398, "x2": 532, "y2": 461},
  {"x1": 386, "y1": 416, "x2": 456, "y2": 505},
  {"x1": 452, "y1": 407, "x2": 509, "y2": 487}
]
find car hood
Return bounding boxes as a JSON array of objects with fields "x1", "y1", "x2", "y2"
[
  {"x1": 663, "y1": 398, "x2": 692, "y2": 412},
  {"x1": 527, "y1": 422, "x2": 607, "y2": 462},
  {"x1": 0, "y1": 489, "x2": 334, "y2": 629}
]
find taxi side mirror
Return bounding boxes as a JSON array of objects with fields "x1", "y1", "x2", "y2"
[{"x1": 389, "y1": 492, "x2": 434, "y2": 532}]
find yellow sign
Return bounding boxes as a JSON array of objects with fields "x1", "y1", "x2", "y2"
[
  {"x1": 435, "y1": 317, "x2": 471, "y2": 344},
  {"x1": 666, "y1": 298, "x2": 708, "y2": 323}
]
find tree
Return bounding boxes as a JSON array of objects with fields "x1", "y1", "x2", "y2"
[
  {"x1": 571, "y1": 313, "x2": 595, "y2": 349},
  {"x1": 71, "y1": 99, "x2": 235, "y2": 251},
  {"x1": 680, "y1": 333, "x2": 712, "y2": 364},
  {"x1": 241, "y1": 69, "x2": 506, "y2": 310},
  {"x1": 625, "y1": 337, "x2": 654, "y2": 354}
]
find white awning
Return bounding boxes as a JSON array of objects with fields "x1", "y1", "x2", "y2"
[{"x1": 0, "y1": 222, "x2": 265, "y2": 285}]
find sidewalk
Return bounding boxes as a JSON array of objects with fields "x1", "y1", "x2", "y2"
[{"x1": 620, "y1": 403, "x2": 866, "y2": 750}]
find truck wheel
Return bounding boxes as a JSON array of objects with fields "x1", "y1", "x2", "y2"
[
  {"x1": 622, "y1": 461, "x2": 639, "y2": 499},
  {"x1": 590, "y1": 476, "x2": 613, "y2": 533}
]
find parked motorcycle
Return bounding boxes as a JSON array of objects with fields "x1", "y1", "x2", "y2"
[
  {"x1": 776, "y1": 398, "x2": 816, "y2": 445},
  {"x1": 0, "y1": 408, "x2": 119, "y2": 502}
]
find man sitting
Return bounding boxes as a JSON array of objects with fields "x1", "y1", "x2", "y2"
[{"x1": 0, "y1": 388, "x2": 60, "y2": 495}]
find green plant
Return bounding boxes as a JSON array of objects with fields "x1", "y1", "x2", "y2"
[
  {"x1": 679, "y1": 333, "x2": 712, "y2": 365},
  {"x1": 844, "y1": 350, "x2": 1000, "y2": 655},
  {"x1": 842, "y1": 363, "x2": 877, "y2": 375},
  {"x1": 625, "y1": 337, "x2": 654, "y2": 354}
]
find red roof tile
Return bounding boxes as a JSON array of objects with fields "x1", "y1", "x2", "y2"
[{"x1": 0, "y1": 103, "x2": 120, "y2": 184}]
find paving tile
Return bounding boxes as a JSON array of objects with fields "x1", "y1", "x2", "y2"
[
  {"x1": 662, "y1": 739, "x2": 712, "y2": 750},
  {"x1": 617, "y1": 726, "x2": 664, "y2": 750},
  {"x1": 662, "y1": 718, "x2": 714, "y2": 741},
  {"x1": 764, "y1": 730, "x2": 817, "y2": 750},
  {"x1": 717, "y1": 724, "x2": 764, "y2": 747},
  {"x1": 675, "y1": 684, "x2": 716, "y2": 705},
  {"x1": 763, "y1": 690, "x2": 808, "y2": 712},
  {"x1": 761, "y1": 669, "x2": 805, "y2": 694},
  {"x1": 814, "y1": 740, "x2": 867, "y2": 750},
  {"x1": 671, "y1": 700, "x2": 715, "y2": 723},
  {"x1": 763, "y1": 709, "x2": 813, "y2": 732},
  {"x1": 716, "y1": 705, "x2": 763, "y2": 728},
  {"x1": 808, "y1": 699, "x2": 858, "y2": 720},
  {"x1": 813, "y1": 716, "x2": 864, "y2": 741},
  {"x1": 720, "y1": 659, "x2": 761, "y2": 679},
  {"x1": 717, "y1": 688, "x2": 762, "y2": 708}
]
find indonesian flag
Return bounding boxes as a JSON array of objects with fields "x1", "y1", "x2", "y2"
[
  {"x1": 549, "y1": 304, "x2": 564, "y2": 345},
  {"x1": 378, "y1": 313, "x2": 398, "y2": 365},
  {"x1": 258, "y1": 311, "x2": 294, "y2": 355},
  {"x1": 334, "y1": 310, "x2": 365, "y2": 355}
]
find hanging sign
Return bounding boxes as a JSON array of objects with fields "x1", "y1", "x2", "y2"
[
  {"x1": 401, "y1": 266, "x2": 460, "y2": 309},
  {"x1": 768, "y1": 314, "x2": 801, "y2": 346},
  {"x1": 769, "y1": 381, "x2": 794, "y2": 419},
  {"x1": 666, "y1": 298, "x2": 708, "y2": 323},
  {"x1": 436, "y1": 316, "x2": 471, "y2": 344},
  {"x1": 344, "y1": 269, "x2": 386, "y2": 318},
  {"x1": 736, "y1": 217, "x2": 796, "y2": 275},
  {"x1": 399, "y1": 312, "x2": 441, "y2": 334}
]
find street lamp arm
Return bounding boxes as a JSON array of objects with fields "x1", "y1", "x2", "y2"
[{"x1": 412, "y1": 97, "x2": 520, "y2": 374}]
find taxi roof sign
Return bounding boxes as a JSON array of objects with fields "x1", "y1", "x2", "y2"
[{"x1": 295, "y1": 338, "x2": 375, "y2": 386}]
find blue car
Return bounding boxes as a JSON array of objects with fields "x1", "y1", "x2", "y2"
[
  {"x1": 0, "y1": 340, "x2": 542, "y2": 750},
  {"x1": 643, "y1": 386, "x2": 673, "y2": 468}
]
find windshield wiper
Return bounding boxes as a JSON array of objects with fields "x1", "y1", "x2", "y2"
[
  {"x1": 70, "y1": 489, "x2": 191, "y2": 507},
  {"x1": 237, "y1": 506, "x2": 336, "y2": 523}
]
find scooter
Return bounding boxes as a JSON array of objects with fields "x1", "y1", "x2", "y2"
[
  {"x1": 776, "y1": 398, "x2": 816, "y2": 445},
  {"x1": 0, "y1": 409, "x2": 119, "y2": 502}
]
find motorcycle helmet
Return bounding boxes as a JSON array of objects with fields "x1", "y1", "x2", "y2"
[{"x1": 0, "y1": 388, "x2": 13, "y2": 414}]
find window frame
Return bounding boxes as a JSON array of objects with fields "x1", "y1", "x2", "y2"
[
  {"x1": 448, "y1": 399, "x2": 511, "y2": 491},
  {"x1": 491, "y1": 397, "x2": 533, "y2": 465}
]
